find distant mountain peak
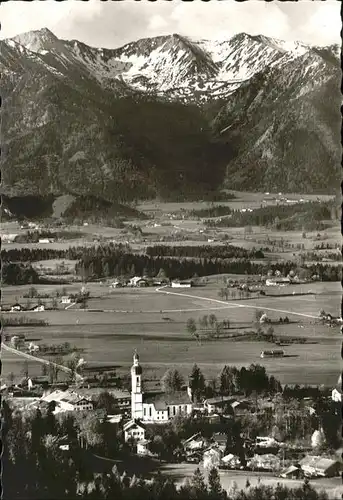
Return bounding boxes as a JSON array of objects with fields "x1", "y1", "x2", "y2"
[{"x1": 11, "y1": 27, "x2": 58, "y2": 53}]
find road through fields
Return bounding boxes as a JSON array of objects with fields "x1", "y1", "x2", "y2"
[{"x1": 155, "y1": 287, "x2": 320, "y2": 320}]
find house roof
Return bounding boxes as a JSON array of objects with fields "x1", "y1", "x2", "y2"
[
  {"x1": 123, "y1": 419, "x2": 146, "y2": 431},
  {"x1": 106, "y1": 414, "x2": 123, "y2": 424},
  {"x1": 212, "y1": 433, "x2": 227, "y2": 444},
  {"x1": 206, "y1": 396, "x2": 236, "y2": 406},
  {"x1": 299, "y1": 456, "x2": 341, "y2": 471},
  {"x1": 281, "y1": 465, "x2": 300, "y2": 476},
  {"x1": 41, "y1": 390, "x2": 91, "y2": 405},
  {"x1": 144, "y1": 391, "x2": 191, "y2": 410},
  {"x1": 334, "y1": 374, "x2": 342, "y2": 394},
  {"x1": 183, "y1": 433, "x2": 201, "y2": 444}
]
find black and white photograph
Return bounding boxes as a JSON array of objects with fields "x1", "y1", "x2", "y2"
[{"x1": 1, "y1": 1, "x2": 342, "y2": 499}]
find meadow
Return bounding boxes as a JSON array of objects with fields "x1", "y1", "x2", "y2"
[{"x1": 2, "y1": 283, "x2": 341, "y2": 387}]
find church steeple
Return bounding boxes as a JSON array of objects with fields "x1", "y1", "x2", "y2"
[{"x1": 131, "y1": 351, "x2": 143, "y2": 420}]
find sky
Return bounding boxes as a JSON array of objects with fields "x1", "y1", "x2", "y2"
[{"x1": 0, "y1": 0, "x2": 341, "y2": 48}]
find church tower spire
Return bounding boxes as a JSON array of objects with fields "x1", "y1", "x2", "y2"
[{"x1": 131, "y1": 351, "x2": 143, "y2": 420}]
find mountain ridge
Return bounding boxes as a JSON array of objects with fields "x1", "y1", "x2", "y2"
[{"x1": 1, "y1": 28, "x2": 341, "y2": 208}]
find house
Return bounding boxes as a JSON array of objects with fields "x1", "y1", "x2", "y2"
[
  {"x1": 248, "y1": 454, "x2": 281, "y2": 472},
  {"x1": 332, "y1": 388, "x2": 342, "y2": 403},
  {"x1": 255, "y1": 436, "x2": 279, "y2": 449},
  {"x1": 31, "y1": 305, "x2": 45, "y2": 312},
  {"x1": 28, "y1": 342, "x2": 40, "y2": 354},
  {"x1": 110, "y1": 281, "x2": 122, "y2": 289},
  {"x1": 61, "y1": 296, "x2": 72, "y2": 304},
  {"x1": 265, "y1": 277, "x2": 290, "y2": 287},
  {"x1": 183, "y1": 433, "x2": 208, "y2": 454},
  {"x1": 39, "y1": 390, "x2": 94, "y2": 414},
  {"x1": 280, "y1": 465, "x2": 303, "y2": 479},
  {"x1": 220, "y1": 454, "x2": 242, "y2": 470},
  {"x1": 123, "y1": 419, "x2": 146, "y2": 442},
  {"x1": 129, "y1": 277, "x2": 148, "y2": 287},
  {"x1": 10, "y1": 335, "x2": 25, "y2": 349},
  {"x1": 212, "y1": 433, "x2": 227, "y2": 452},
  {"x1": 299, "y1": 456, "x2": 342, "y2": 478},
  {"x1": 331, "y1": 374, "x2": 342, "y2": 402},
  {"x1": 10, "y1": 303, "x2": 22, "y2": 312},
  {"x1": 137, "y1": 439, "x2": 151, "y2": 456},
  {"x1": 130, "y1": 353, "x2": 193, "y2": 423},
  {"x1": 203, "y1": 447, "x2": 222, "y2": 470},
  {"x1": 171, "y1": 280, "x2": 193, "y2": 288},
  {"x1": 110, "y1": 389, "x2": 131, "y2": 411},
  {"x1": 106, "y1": 414, "x2": 123, "y2": 425},
  {"x1": 204, "y1": 396, "x2": 236, "y2": 415}
]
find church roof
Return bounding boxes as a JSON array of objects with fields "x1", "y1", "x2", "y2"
[{"x1": 144, "y1": 391, "x2": 191, "y2": 410}]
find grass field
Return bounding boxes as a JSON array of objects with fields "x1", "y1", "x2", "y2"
[
  {"x1": 2, "y1": 282, "x2": 341, "y2": 387},
  {"x1": 157, "y1": 463, "x2": 343, "y2": 498}
]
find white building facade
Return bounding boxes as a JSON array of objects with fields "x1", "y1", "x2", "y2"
[{"x1": 130, "y1": 353, "x2": 193, "y2": 423}]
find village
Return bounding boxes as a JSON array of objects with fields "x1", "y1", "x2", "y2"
[{"x1": 2, "y1": 344, "x2": 342, "y2": 492}]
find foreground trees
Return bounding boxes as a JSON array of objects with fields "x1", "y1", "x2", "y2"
[{"x1": 2, "y1": 400, "x2": 331, "y2": 500}]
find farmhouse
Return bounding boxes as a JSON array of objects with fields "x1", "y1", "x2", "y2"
[
  {"x1": 130, "y1": 352, "x2": 193, "y2": 423},
  {"x1": 39, "y1": 390, "x2": 94, "y2": 414},
  {"x1": 137, "y1": 439, "x2": 152, "y2": 456},
  {"x1": 111, "y1": 389, "x2": 131, "y2": 411},
  {"x1": 299, "y1": 455, "x2": 342, "y2": 478},
  {"x1": 123, "y1": 419, "x2": 146, "y2": 442},
  {"x1": 61, "y1": 296, "x2": 72, "y2": 304},
  {"x1": 129, "y1": 276, "x2": 149, "y2": 287},
  {"x1": 11, "y1": 335, "x2": 25, "y2": 348},
  {"x1": 171, "y1": 280, "x2": 193, "y2": 288},
  {"x1": 260, "y1": 350, "x2": 285, "y2": 359},
  {"x1": 331, "y1": 374, "x2": 342, "y2": 403},
  {"x1": 31, "y1": 304, "x2": 45, "y2": 312},
  {"x1": 183, "y1": 433, "x2": 208, "y2": 454},
  {"x1": 10, "y1": 303, "x2": 23, "y2": 312},
  {"x1": 204, "y1": 396, "x2": 236, "y2": 414},
  {"x1": 212, "y1": 433, "x2": 227, "y2": 452},
  {"x1": 280, "y1": 465, "x2": 303, "y2": 479},
  {"x1": 265, "y1": 277, "x2": 290, "y2": 287},
  {"x1": 203, "y1": 447, "x2": 222, "y2": 470},
  {"x1": 110, "y1": 281, "x2": 122, "y2": 288}
]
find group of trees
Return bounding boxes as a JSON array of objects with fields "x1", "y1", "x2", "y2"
[
  {"x1": 2, "y1": 243, "x2": 341, "y2": 284},
  {"x1": 219, "y1": 364, "x2": 282, "y2": 398},
  {"x1": 146, "y1": 245, "x2": 264, "y2": 260},
  {"x1": 2, "y1": 262, "x2": 39, "y2": 285},
  {"x1": 161, "y1": 369, "x2": 185, "y2": 393},
  {"x1": 188, "y1": 204, "x2": 235, "y2": 218},
  {"x1": 204, "y1": 201, "x2": 336, "y2": 231},
  {"x1": 218, "y1": 287, "x2": 253, "y2": 300},
  {"x1": 186, "y1": 315, "x2": 231, "y2": 342}
]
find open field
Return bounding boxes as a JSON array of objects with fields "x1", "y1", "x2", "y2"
[
  {"x1": 2, "y1": 283, "x2": 341, "y2": 386},
  {"x1": 156, "y1": 463, "x2": 343, "y2": 499},
  {"x1": 1, "y1": 346, "x2": 48, "y2": 382},
  {"x1": 136, "y1": 191, "x2": 335, "y2": 214}
]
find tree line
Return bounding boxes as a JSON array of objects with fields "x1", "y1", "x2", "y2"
[
  {"x1": 146, "y1": 244, "x2": 265, "y2": 260},
  {"x1": 2, "y1": 241, "x2": 341, "y2": 285},
  {"x1": 204, "y1": 201, "x2": 336, "y2": 230}
]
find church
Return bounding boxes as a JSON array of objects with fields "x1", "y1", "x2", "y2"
[{"x1": 130, "y1": 352, "x2": 193, "y2": 423}]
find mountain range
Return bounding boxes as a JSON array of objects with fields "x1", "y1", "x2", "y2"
[{"x1": 1, "y1": 28, "x2": 341, "y2": 213}]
